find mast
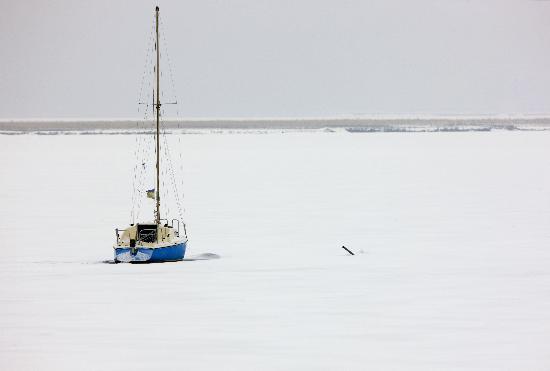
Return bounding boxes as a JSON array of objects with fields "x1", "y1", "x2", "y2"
[{"x1": 155, "y1": 6, "x2": 161, "y2": 225}]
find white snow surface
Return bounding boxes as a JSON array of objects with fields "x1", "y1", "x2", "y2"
[{"x1": 1, "y1": 131, "x2": 550, "y2": 370}]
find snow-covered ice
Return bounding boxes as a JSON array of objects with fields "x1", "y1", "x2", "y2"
[{"x1": 1, "y1": 130, "x2": 550, "y2": 370}]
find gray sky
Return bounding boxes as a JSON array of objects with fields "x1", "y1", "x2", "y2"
[{"x1": 1, "y1": 0, "x2": 549, "y2": 119}]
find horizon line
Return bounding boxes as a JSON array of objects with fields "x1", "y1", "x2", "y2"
[{"x1": 2, "y1": 113, "x2": 550, "y2": 122}]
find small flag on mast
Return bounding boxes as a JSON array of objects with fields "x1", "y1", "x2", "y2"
[{"x1": 146, "y1": 189, "x2": 156, "y2": 199}]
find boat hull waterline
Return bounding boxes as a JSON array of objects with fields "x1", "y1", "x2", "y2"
[{"x1": 114, "y1": 242, "x2": 186, "y2": 263}]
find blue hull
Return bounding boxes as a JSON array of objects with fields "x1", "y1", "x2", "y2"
[{"x1": 114, "y1": 242, "x2": 186, "y2": 263}]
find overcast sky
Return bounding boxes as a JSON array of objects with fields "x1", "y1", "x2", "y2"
[{"x1": 1, "y1": 0, "x2": 549, "y2": 119}]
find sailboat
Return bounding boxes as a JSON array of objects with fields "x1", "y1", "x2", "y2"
[{"x1": 113, "y1": 6, "x2": 187, "y2": 263}]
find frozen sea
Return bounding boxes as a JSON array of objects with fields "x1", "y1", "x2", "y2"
[{"x1": 1, "y1": 129, "x2": 550, "y2": 370}]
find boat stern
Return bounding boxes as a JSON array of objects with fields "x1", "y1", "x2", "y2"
[{"x1": 114, "y1": 247, "x2": 154, "y2": 263}]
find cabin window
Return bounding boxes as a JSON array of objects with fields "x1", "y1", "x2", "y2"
[{"x1": 137, "y1": 224, "x2": 157, "y2": 243}]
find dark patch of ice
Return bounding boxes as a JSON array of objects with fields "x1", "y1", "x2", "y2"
[{"x1": 185, "y1": 253, "x2": 221, "y2": 260}]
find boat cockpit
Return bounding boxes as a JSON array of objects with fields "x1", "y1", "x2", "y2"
[{"x1": 115, "y1": 219, "x2": 185, "y2": 247}]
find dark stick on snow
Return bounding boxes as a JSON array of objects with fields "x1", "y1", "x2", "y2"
[{"x1": 342, "y1": 245, "x2": 354, "y2": 255}]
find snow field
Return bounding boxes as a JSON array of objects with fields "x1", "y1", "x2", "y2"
[{"x1": 1, "y1": 131, "x2": 550, "y2": 370}]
